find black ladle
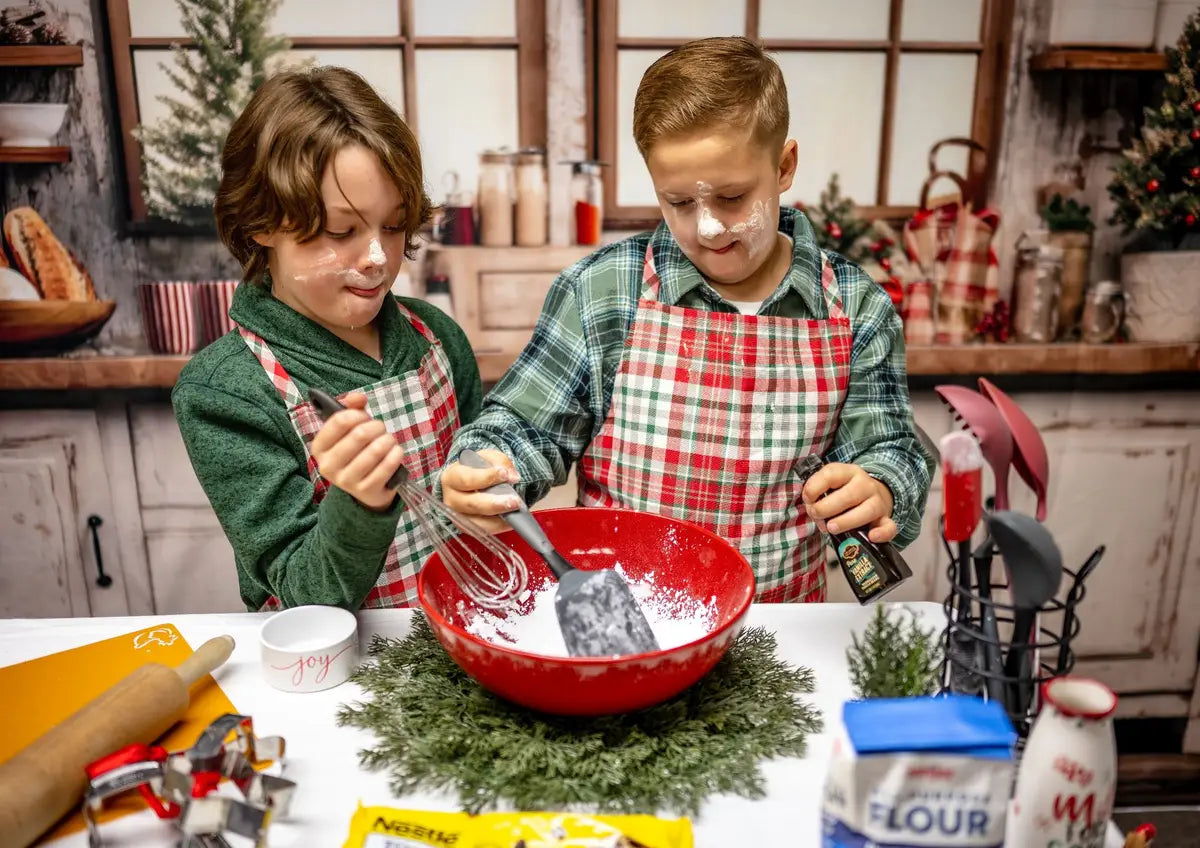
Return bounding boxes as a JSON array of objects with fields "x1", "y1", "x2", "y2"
[{"x1": 988, "y1": 510, "x2": 1063, "y2": 717}]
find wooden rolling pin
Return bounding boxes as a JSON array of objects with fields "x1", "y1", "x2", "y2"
[{"x1": 0, "y1": 634, "x2": 235, "y2": 848}]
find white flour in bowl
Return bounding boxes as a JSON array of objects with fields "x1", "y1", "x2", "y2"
[{"x1": 459, "y1": 565, "x2": 717, "y2": 657}]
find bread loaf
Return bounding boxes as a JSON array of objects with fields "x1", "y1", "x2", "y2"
[{"x1": 2, "y1": 207, "x2": 95, "y2": 301}]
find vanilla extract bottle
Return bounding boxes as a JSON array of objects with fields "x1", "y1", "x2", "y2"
[{"x1": 793, "y1": 455, "x2": 912, "y2": 604}]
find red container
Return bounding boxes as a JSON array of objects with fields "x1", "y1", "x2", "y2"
[{"x1": 418, "y1": 507, "x2": 755, "y2": 716}]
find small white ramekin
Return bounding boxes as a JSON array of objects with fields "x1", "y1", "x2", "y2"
[{"x1": 259, "y1": 605, "x2": 359, "y2": 693}]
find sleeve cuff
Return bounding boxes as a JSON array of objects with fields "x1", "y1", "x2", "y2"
[
  {"x1": 857, "y1": 459, "x2": 922, "y2": 547},
  {"x1": 319, "y1": 485, "x2": 404, "y2": 552}
]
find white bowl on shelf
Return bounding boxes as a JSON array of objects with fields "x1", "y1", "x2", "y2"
[{"x1": 0, "y1": 103, "x2": 68, "y2": 147}]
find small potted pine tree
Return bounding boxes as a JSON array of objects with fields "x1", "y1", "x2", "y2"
[{"x1": 1107, "y1": 10, "x2": 1200, "y2": 343}]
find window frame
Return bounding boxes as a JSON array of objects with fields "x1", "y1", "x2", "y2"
[
  {"x1": 589, "y1": 0, "x2": 1014, "y2": 230},
  {"x1": 104, "y1": 0, "x2": 546, "y2": 229}
]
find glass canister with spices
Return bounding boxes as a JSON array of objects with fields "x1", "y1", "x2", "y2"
[
  {"x1": 513, "y1": 148, "x2": 548, "y2": 247},
  {"x1": 566, "y1": 160, "x2": 605, "y2": 246},
  {"x1": 478, "y1": 149, "x2": 515, "y2": 247},
  {"x1": 1011, "y1": 230, "x2": 1063, "y2": 344},
  {"x1": 1080, "y1": 280, "x2": 1125, "y2": 343}
]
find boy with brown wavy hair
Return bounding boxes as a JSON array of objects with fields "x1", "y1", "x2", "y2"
[
  {"x1": 175, "y1": 66, "x2": 484, "y2": 611},
  {"x1": 444, "y1": 37, "x2": 931, "y2": 603}
]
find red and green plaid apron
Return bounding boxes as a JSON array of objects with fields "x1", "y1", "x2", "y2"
[
  {"x1": 238, "y1": 302, "x2": 459, "y2": 610},
  {"x1": 578, "y1": 243, "x2": 852, "y2": 602}
]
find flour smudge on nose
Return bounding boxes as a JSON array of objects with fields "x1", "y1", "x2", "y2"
[
  {"x1": 697, "y1": 205, "x2": 726, "y2": 240},
  {"x1": 366, "y1": 237, "x2": 385, "y2": 266}
]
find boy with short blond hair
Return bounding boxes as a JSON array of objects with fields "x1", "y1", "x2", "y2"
[{"x1": 443, "y1": 37, "x2": 932, "y2": 602}]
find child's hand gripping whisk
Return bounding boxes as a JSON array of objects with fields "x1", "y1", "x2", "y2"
[{"x1": 308, "y1": 388, "x2": 527, "y2": 610}]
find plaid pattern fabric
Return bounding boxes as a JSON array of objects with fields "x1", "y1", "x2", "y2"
[
  {"x1": 901, "y1": 281, "x2": 936, "y2": 345},
  {"x1": 934, "y1": 208, "x2": 1000, "y2": 344},
  {"x1": 239, "y1": 301, "x2": 459, "y2": 610},
  {"x1": 451, "y1": 206, "x2": 933, "y2": 553},
  {"x1": 578, "y1": 243, "x2": 851, "y2": 603}
]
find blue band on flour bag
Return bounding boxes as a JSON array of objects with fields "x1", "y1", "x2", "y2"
[{"x1": 821, "y1": 695, "x2": 1016, "y2": 848}]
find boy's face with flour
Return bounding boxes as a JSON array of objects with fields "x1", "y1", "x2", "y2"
[
  {"x1": 254, "y1": 144, "x2": 408, "y2": 338},
  {"x1": 647, "y1": 127, "x2": 799, "y2": 302}
]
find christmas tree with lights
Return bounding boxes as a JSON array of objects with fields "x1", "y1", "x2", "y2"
[
  {"x1": 1108, "y1": 10, "x2": 1200, "y2": 249},
  {"x1": 133, "y1": 0, "x2": 289, "y2": 226}
]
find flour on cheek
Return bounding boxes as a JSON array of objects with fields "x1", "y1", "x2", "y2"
[{"x1": 729, "y1": 199, "x2": 770, "y2": 259}]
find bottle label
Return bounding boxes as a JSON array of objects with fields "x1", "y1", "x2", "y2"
[{"x1": 838, "y1": 539, "x2": 882, "y2": 595}]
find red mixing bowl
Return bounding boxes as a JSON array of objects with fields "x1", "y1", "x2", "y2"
[{"x1": 417, "y1": 507, "x2": 755, "y2": 715}]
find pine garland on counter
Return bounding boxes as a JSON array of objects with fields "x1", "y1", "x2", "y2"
[
  {"x1": 337, "y1": 615, "x2": 822, "y2": 815},
  {"x1": 846, "y1": 604, "x2": 943, "y2": 700}
]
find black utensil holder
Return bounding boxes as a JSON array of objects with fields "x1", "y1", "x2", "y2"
[{"x1": 939, "y1": 548, "x2": 1090, "y2": 740}]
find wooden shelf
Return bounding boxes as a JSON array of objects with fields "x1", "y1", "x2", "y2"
[
  {"x1": 0, "y1": 146, "x2": 69, "y2": 163},
  {"x1": 0, "y1": 44, "x2": 83, "y2": 67},
  {"x1": 906, "y1": 342, "x2": 1198, "y2": 376},
  {"x1": 0, "y1": 343, "x2": 1195, "y2": 391},
  {"x1": 1030, "y1": 49, "x2": 1167, "y2": 72}
]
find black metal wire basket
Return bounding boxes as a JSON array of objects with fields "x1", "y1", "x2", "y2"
[{"x1": 938, "y1": 533, "x2": 1095, "y2": 740}]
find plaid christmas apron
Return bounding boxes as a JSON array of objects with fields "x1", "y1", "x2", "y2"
[
  {"x1": 238, "y1": 302, "x2": 459, "y2": 610},
  {"x1": 578, "y1": 243, "x2": 852, "y2": 602}
]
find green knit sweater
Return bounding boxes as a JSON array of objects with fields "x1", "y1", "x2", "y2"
[{"x1": 172, "y1": 282, "x2": 481, "y2": 611}]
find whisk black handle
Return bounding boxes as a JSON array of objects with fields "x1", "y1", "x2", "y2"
[
  {"x1": 458, "y1": 448, "x2": 571, "y2": 580},
  {"x1": 307, "y1": 388, "x2": 409, "y2": 489}
]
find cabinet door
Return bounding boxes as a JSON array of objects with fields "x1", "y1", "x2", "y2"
[
  {"x1": 1001, "y1": 394, "x2": 1200, "y2": 697},
  {"x1": 0, "y1": 446, "x2": 88, "y2": 617},
  {"x1": 130, "y1": 404, "x2": 244, "y2": 613},
  {"x1": 0, "y1": 411, "x2": 132, "y2": 618}
]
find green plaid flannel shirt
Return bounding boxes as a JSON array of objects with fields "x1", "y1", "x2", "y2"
[{"x1": 450, "y1": 206, "x2": 934, "y2": 547}]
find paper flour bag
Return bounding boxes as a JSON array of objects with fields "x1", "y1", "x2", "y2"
[{"x1": 822, "y1": 695, "x2": 1016, "y2": 847}]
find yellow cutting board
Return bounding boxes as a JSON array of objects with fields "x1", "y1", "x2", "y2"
[{"x1": 0, "y1": 623, "x2": 241, "y2": 842}]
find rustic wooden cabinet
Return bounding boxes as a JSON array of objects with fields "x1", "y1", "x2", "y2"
[
  {"x1": 129, "y1": 404, "x2": 243, "y2": 615},
  {"x1": 0, "y1": 410, "x2": 137, "y2": 618}
]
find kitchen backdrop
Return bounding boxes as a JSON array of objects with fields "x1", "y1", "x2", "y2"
[{"x1": 1, "y1": 0, "x2": 1199, "y2": 765}]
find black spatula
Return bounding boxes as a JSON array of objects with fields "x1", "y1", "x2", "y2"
[{"x1": 458, "y1": 449, "x2": 660, "y2": 658}]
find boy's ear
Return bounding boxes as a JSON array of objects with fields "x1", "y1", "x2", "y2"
[
  {"x1": 251, "y1": 231, "x2": 277, "y2": 248},
  {"x1": 777, "y1": 140, "x2": 798, "y2": 194}
]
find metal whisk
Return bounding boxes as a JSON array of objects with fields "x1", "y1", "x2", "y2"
[
  {"x1": 307, "y1": 389, "x2": 527, "y2": 610},
  {"x1": 390, "y1": 465, "x2": 528, "y2": 609}
]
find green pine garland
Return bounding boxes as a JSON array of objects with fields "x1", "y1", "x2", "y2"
[
  {"x1": 1108, "y1": 10, "x2": 1200, "y2": 247},
  {"x1": 132, "y1": 0, "x2": 291, "y2": 226},
  {"x1": 846, "y1": 604, "x2": 943, "y2": 700},
  {"x1": 798, "y1": 173, "x2": 896, "y2": 268},
  {"x1": 336, "y1": 616, "x2": 822, "y2": 816}
]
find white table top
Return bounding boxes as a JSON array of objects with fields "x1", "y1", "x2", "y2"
[{"x1": 0, "y1": 604, "x2": 1124, "y2": 847}]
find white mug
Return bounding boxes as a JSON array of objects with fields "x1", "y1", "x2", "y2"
[{"x1": 259, "y1": 605, "x2": 360, "y2": 693}]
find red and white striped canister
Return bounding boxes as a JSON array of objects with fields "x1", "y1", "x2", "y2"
[
  {"x1": 196, "y1": 279, "x2": 239, "y2": 346},
  {"x1": 137, "y1": 281, "x2": 199, "y2": 354}
]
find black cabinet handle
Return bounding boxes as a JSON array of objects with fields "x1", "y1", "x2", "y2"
[{"x1": 87, "y1": 515, "x2": 113, "y2": 588}]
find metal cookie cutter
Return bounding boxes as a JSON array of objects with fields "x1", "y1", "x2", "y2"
[{"x1": 83, "y1": 713, "x2": 295, "y2": 848}]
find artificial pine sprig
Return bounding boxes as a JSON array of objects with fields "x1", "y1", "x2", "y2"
[
  {"x1": 337, "y1": 616, "x2": 822, "y2": 816},
  {"x1": 846, "y1": 604, "x2": 943, "y2": 700}
]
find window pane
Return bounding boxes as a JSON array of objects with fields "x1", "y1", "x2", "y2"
[
  {"x1": 760, "y1": 0, "x2": 889, "y2": 40},
  {"x1": 617, "y1": 0, "x2": 745, "y2": 39},
  {"x1": 901, "y1": 0, "x2": 982, "y2": 42},
  {"x1": 416, "y1": 49, "x2": 519, "y2": 205},
  {"x1": 132, "y1": 49, "x2": 184, "y2": 127},
  {"x1": 272, "y1": 49, "x2": 405, "y2": 115},
  {"x1": 776, "y1": 51, "x2": 886, "y2": 206},
  {"x1": 273, "y1": 0, "x2": 400, "y2": 37},
  {"x1": 888, "y1": 53, "x2": 977, "y2": 205},
  {"x1": 129, "y1": 0, "x2": 400, "y2": 38},
  {"x1": 616, "y1": 49, "x2": 668, "y2": 207},
  {"x1": 411, "y1": 0, "x2": 516, "y2": 37}
]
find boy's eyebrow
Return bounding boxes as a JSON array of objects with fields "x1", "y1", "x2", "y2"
[
  {"x1": 658, "y1": 182, "x2": 752, "y2": 198},
  {"x1": 326, "y1": 201, "x2": 406, "y2": 215}
]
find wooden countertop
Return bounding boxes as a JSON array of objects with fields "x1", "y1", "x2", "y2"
[{"x1": 0, "y1": 343, "x2": 1196, "y2": 391}]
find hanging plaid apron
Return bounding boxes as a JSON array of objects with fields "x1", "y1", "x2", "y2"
[
  {"x1": 237, "y1": 302, "x2": 459, "y2": 610},
  {"x1": 578, "y1": 243, "x2": 853, "y2": 602}
]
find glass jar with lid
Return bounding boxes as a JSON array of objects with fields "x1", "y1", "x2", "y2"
[
  {"x1": 478, "y1": 149, "x2": 514, "y2": 247},
  {"x1": 566, "y1": 160, "x2": 605, "y2": 246},
  {"x1": 513, "y1": 148, "x2": 548, "y2": 247}
]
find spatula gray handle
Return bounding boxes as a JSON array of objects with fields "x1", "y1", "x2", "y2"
[{"x1": 457, "y1": 449, "x2": 572, "y2": 579}]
